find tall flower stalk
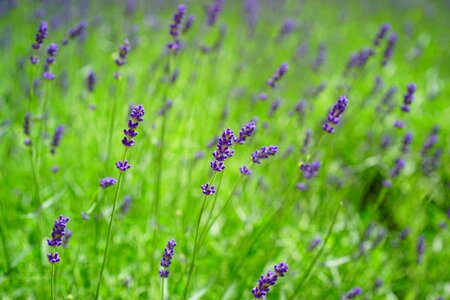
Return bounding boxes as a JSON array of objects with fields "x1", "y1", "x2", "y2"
[{"x1": 95, "y1": 105, "x2": 145, "y2": 299}]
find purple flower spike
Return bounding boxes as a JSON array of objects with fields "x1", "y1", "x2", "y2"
[
  {"x1": 308, "y1": 237, "x2": 322, "y2": 251},
  {"x1": 235, "y1": 120, "x2": 256, "y2": 145},
  {"x1": 207, "y1": 0, "x2": 225, "y2": 27},
  {"x1": 251, "y1": 146, "x2": 278, "y2": 164},
  {"x1": 170, "y1": 4, "x2": 186, "y2": 38},
  {"x1": 240, "y1": 166, "x2": 251, "y2": 176},
  {"x1": 323, "y1": 96, "x2": 348, "y2": 133},
  {"x1": 47, "y1": 252, "x2": 60, "y2": 264},
  {"x1": 301, "y1": 129, "x2": 311, "y2": 154},
  {"x1": 159, "y1": 239, "x2": 176, "y2": 278},
  {"x1": 210, "y1": 128, "x2": 235, "y2": 172},
  {"x1": 343, "y1": 287, "x2": 362, "y2": 299},
  {"x1": 46, "y1": 43, "x2": 58, "y2": 64},
  {"x1": 296, "y1": 183, "x2": 307, "y2": 191},
  {"x1": 417, "y1": 235, "x2": 425, "y2": 264},
  {"x1": 47, "y1": 215, "x2": 70, "y2": 251},
  {"x1": 394, "y1": 120, "x2": 405, "y2": 129},
  {"x1": 183, "y1": 15, "x2": 195, "y2": 33},
  {"x1": 421, "y1": 126, "x2": 439, "y2": 156},
  {"x1": 50, "y1": 125, "x2": 65, "y2": 154},
  {"x1": 389, "y1": 158, "x2": 405, "y2": 178},
  {"x1": 116, "y1": 160, "x2": 131, "y2": 172},
  {"x1": 402, "y1": 132, "x2": 413, "y2": 154},
  {"x1": 201, "y1": 183, "x2": 216, "y2": 195},
  {"x1": 87, "y1": 70, "x2": 96, "y2": 93},
  {"x1": 401, "y1": 83, "x2": 416, "y2": 112},
  {"x1": 120, "y1": 195, "x2": 132, "y2": 216},
  {"x1": 32, "y1": 21, "x2": 48, "y2": 51},
  {"x1": 120, "y1": 105, "x2": 145, "y2": 149},
  {"x1": 115, "y1": 39, "x2": 131, "y2": 67},
  {"x1": 382, "y1": 32, "x2": 397, "y2": 66},
  {"x1": 373, "y1": 23, "x2": 390, "y2": 46},
  {"x1": 300, "y1": 161, "x2": 321, "y2": 179},
  {"x1": 252, "y1": 262, "x2": 289, "y2": 299},
  {"x1": 267, "y1": 63, "x2": 288, "y2": 88},
  {"x1": 99, "y1": 177, "x2": 117, "y2": 189}
]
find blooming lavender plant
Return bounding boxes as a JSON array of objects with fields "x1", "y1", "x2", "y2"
[
  {"x1": 183, "y1": 15, "x2": 195, "y2": 34},
  {"x1": 389, "y1": 158, "x2": 405, "y2": 178},
  {"x1": 301, "y1": 129, "x2": 311, "y2": 154},
  {"x1": 50, "y1": 125, "x2": 64, "y2": 154},
  {"x1": 323, "y1": 96, "x2": 348, "y2": 133},
  {"x1": 252, "y1": 262, "x2": 289, "y2": 299},
  {"x1": 207, "y1": 0, "x2": 225, "y2": 26},
  {"x1": 382, "y1": 32, "x2": 397, "y2": 66},
  {"x1": 115, "y1": 38, "x2": 131, "y2": 67},
  {"x1": 345, "y1": 48, "x2": 374, "y2": 73},
  {"x1": 342, "y1": 287, "x2": 362, "y2": 299},
  {"x1": 421, "y1": 126, "x2": 439, "y2": 156},
  {"x1": 62, "y1": 21, "x2": 87, "y2": 45},
  {"x1": 30, "y1": 21, "x2": 48, "y2": 64},
  {"x1": 159, "y1": 239, "x2": 177, "y2": 277},
  {"x1": 308, "y1": 236, "x2": 322, "y2": 251},
  {"x1": 43, "y1": 43, "x2": 58, "y2": 80},
  {"x1": 401, "y1": 132, "x2": 413, "y2": 154},
  {"x1": 167, "y1": 4, "x2": 186, "y2": 51},
  {"x1": 99, "y1": 177, "x2": 117, "y2": 189},
  {"x1": 267, "y1": 63, "x2": 288, "y2": 88},
  {"x1": 235, "y1": 120, "x2": 256, "y2": 145},
  {"x1": 209, "y1": 128, "x2": 235, "y2": 172},
  {"x1": 251, "y1": 146, "x2": 278, "y2": 163},
  {"x1": 87, "y1": 70, "x2": 96, "y2": 93},
  {"x1": 373, "y1": 23, "x2": 390, "y2": 46},
  {"x1": 300, "y1": 161, "x2": 321, "y2": 179},
  {"x1": 401, "y1": 83, "x2": 416, "y2": 112}
]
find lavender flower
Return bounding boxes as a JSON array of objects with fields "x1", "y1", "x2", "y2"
[
  {"x1": 382, "y1": 32, "x2": 397, "y2": 66},
  {"x1": 399, "y1": 227, "x2": 411, "y2": 240},
  {"x1": 402, "y1": 132, "x2": 413, "y2": 154},
  {"x1": 267, "y1": 63, "x2": 288, "y2": 88},
  {"x1": 32, "y1": 21, "x2": 48, "y2": 51},
  {"x1": 183, "y1": 14, "x2": 194, "y2": 34},
  {"x1": 300, "y1": 161, "x2": 320, "y2": 179},
  {"x1": 370, "y1": 76, "x2": 383, "y2": 96},
  {"x1": 116, "y1": 160, "x2": 131, "y2": 172},
  {"x1": 23, "y1": 113, "x2": 32, "y2": 146},
  {"x1": 401, "y1": 83, "x2": 417, "y2": 112},
  {"x1": 46, "y1": 43, "x2": 58, "y2": 64},
  {"x1": 323, "y1": 96, "x2": 349, "y2": 133},
  {"x1": 50, "y1": 125, "x2": 64, "y2": 154},
  {"x1": 394, "y1": 120, "x2": 404, "y2": 129},
  {"x1": 421, "y1": 126, "x2": 439, "y2": 156},
  {"x1": 201, "y1": 183, "x2": 216, "y2": 195},
  {"x1": 417, "y1": 235, "x2": 425, "y2": 264},
  {"x1": 377, "y1": 87, "x2": 397, "y2": 113},
  {"x1": 343, "y1": 287, "x2": 362, "y2": 299},
  {"x1": 252, "y1": 262, "x2": 288, "y2": 299},
  {"x1": 277, "y1": 19, "x2": 296, "y2": 40},
  {"x1": 207, "y1": 0, "x2": 225, "y2": 27},
  {"x1": 62, "y1": 229, "x2": 72, "y2": 248},
  {"x1": 313, "y1": 44, "x2": 327, "y2": 72},
  {"x1": 159, "y1": 239, "x2": 177, "y2": 278},
  {"x1": 345, "y1": 48, "x2": 375, "y2": 73},
  {"x1": 235, "y1": 120, "x2": 256, "y2": 145},
  {"x1": 99, "y1": 177, "x2": 117, "y2": 189},
  {"x1": 381, "y1": 134, "x2": 392, "y2": 150},
  {"x1": 244, "y1": 0, "x2": 259, "y2": 34},
  {"x1": 121, "y1": 105, "x2": 145, "y2": 149},
  {"x1": 268, "y1": 99, "x2": 281, "y2": 118},
  {"x1": 296, "y1": 42, "x2": 308, "y2": 59},
  {"x1": 210, "y1": 128, "x2": 235, "y2": 172},
  {"x1": 301, "y1": 129, "x2": 311, "y2": 154},
  {"x1": 240, "y1": 165, "x2": 251, "y2": 176},
  {"x1": 251, "y1": 146, "x2": 278, "y2": 164},
  {"x1": 373, "y1": 23, "x2": 390, "y2": 46},
  {"x1": 87, "y1": 70, "x2": 96, "y2": 93},
  {"x1": 389, "y1": 158, "x2": 405, "y2": 178},
  {"x1": 120, "y1": 195, "x2": 131, "y2": 215},
  {"x1": 296, "y1": 183, "x2": 307, "y2": 191},
  {"x1": 63, "y1": 21, "x2": 87, "y2": 45},
  {"x1": 51, "y1": 166, "x2": 59, "y2": 173},
  {"x1": 115, "y1": 38, "x2": 131, "y2": 67},
  {"x1": 308, "y1": 236, "x2": 322, "y2": 251},
  {"x1": 47, "y1": 215, "x2": 70, "y2": 264},
  {"x1": 169, "y1": 4, "x2": 186, "y2": 39}
]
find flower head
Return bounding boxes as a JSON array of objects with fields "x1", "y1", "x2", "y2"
[
  {"x1": 373, "y1": 23, "x2": 390, "y2": 46},
  {"x1": 382, "y1": 32, "x2": 397, "y2": 66},
  {"x1": 251, "y1": 146, "x2": 278, "y2": 164},
  {"x1": 115, "y1": 38, "x2": 131, "y2": 67},
  {"x1": 401, "y1": 83, "x2": 416, "y2": 112},
  {"x1": 159, "y1": 239, "x2": 177, "y2": 278},
  {"x1": 32, "y1": 21, "x2": 48, "y2": 50},
  {"x1": 210, "y1": 128, "x2": 235, "y2": 172},
  {"x1": 116, "y1": 160, "x2": 131, "y2": 172},
  {"x1": 99, "y1": 177, "x2": 117, "y2": 189},
  {"x1": 240, "y1": 165, "x2": 252, "y2": 176},
  {"x1": 323, "y1": 96, "x2": 348, "y2": 133},
  {"x1": 201, "y1": 183, "x2": 216, "y2": 195},
  {"x1": 343, "y1": 287, "x2": 362, "y2": 299},
  {"x1": 267, "y1": 63, "x2": 288, "y2": 88},
  {"x1": 300, "y1": 161, "x2": 321, "y2": 179},
  {"x1": 51, "y1": 125, "x2": 65, "y2": 154},
  {"x1": 235, "y1": 120, "x2": 256, "y2": 145},
  {"x1": 252, "y1": 262, "x2": 289, "y2": 299},
  {"x1": 207, "y1": 0, "x2": 225, "y2": 26}
]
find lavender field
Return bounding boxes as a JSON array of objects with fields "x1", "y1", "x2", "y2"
[{"x1": 0, "y1": 0, "x2": 449, "y2": 299}]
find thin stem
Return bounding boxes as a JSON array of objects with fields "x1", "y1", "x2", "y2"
[
  {"x1": 160, "y1": 277, "x2": 165, "y2": 300},
  {"x1": 183, "y1": 172, "x2": 217, "y2": 299},
  {"x1": 51, "y1": 262, "x2": 55, "y2": 300},
  {"x1": 290, "y1": 201, "x2": 342, "y2": 297},
  {"x1": 95, "y1": 150, "x2": 127, "y2": 300}
]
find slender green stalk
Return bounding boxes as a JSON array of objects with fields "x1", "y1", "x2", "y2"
[
  {"x1": 160, "y1": 277, "x2": 165, "y2": 300},
  {"x1": 183, "y1": 172, "x2": 217, "y2": 299},
  {"x1": 290, "y1": 201, "x2": 342, "y2": 297},
  {"x1": 95, "y1": 150, "x2": 127, "y2": 299},
  {"x1": 51, "y1": 260, "x2": 55, "y2": 300}
]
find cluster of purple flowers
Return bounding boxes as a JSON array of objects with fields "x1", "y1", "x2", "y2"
[
  {"x1": 300, "y1": 161, "x2": 321, "y2": 179},
  {"x1": 342, "y1": 287, "x2": 362, "y2": 299},
  {"x1": 376, "y1": 86, "x2": 397, "y2": 114},
  {"x1": 267, "y1": 63, "x2": 288, "y2": 88},
  {"x1": 63, "y1": 21, "x2": 87, "y2": 45},
  {"x1": 308, "y1": 236, "x2": 322, "y2": 251},
  {"x1": 277, "y1": 19, "x2": 296, "y2": 40},
  {"x1": 168, "y1": 4, "x2": 187, "y2": 51},
  {"x1": 210, "y1": 128, "x2": 235, "y2": 172},
  {"x1": 116, "y1": 105, "x2": 145, "y2": 172},
  {"x1": 50, "y1": 125, "x2": 64, "y2": 154},
  {"x1": 115, "y1": 39, "x2": 131, "y2": 67},
  {"x1": 23, "y1": 113, "x2": 32, "y2": 146},
  {"x1": 345, "y1": 48, "x2": 375, "y2": 73},
  {"x1": 421, "y1": 126, "x2": 439, "y2": 156},
  {"x1": 87, "y1": 70, "x2": 96, "y2": 93},
  {"x1": 183, "y1": 15, "x2": 195, "y2": 34},
  {"x1": 389, "y1": 158, "x2": 405, "y2": 179},
  {"x1": 301, "y1": 129, "x2": 311, "y2": 154},
  {"x1": 99, "y1": 177, "x2": 117, "y2": 189},
  {"x1": 323, "y1": 96, "x2": 348, "y2": 133},
  {"x1": 382, "y1": 32, "x2": 397, "y2": 66},
  {"x1": 159, "y1": 239, "x2": 176, "y2": 278},
  {"x1": 251, "y1": 146, "x2": 278, "y2": 164},
  {"x1": 47, "y1": 215, "x2": 70, "y2": 264},
  {"x1": 43, "y1": 43, "x2": 58, "y2": 80},
  {"x1": 235, "y1": 120, "x2": 256, "y2": 144},
  {"x1": 252, "y1": 262, "x2": 288, "y2": 299},
  {"x1": 373, "y1": 23, "x2": 390, "y2": 46},
  {"x1": 207, "y1": 0, "x2": 225, "y2": 26},
  {"x1": 30, "y1": 21, "x2": 48, "y2": 64},
  {"x1": 401, "y1": 132, "x2": 413, "y2": 154},
  {"x1": 401, "y1": 83, "x2": 417, "y2": 112}
]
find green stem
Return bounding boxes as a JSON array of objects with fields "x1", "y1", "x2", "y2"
[
  {"x1": 183, "y1": 172, "x2": 217, "y2": 299},
  {"x1": 95, "y1": 150, "x2": 127, "y2": 299},
  {"x1": 160, "y1": 277, "x2": 165, "y2": 300},
  {"x1": 51, "y1": 261, "x2": 55, "y2": 300},
  {"x1": 290, "y1": 201, "x2": 342, "y2": 297}
]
